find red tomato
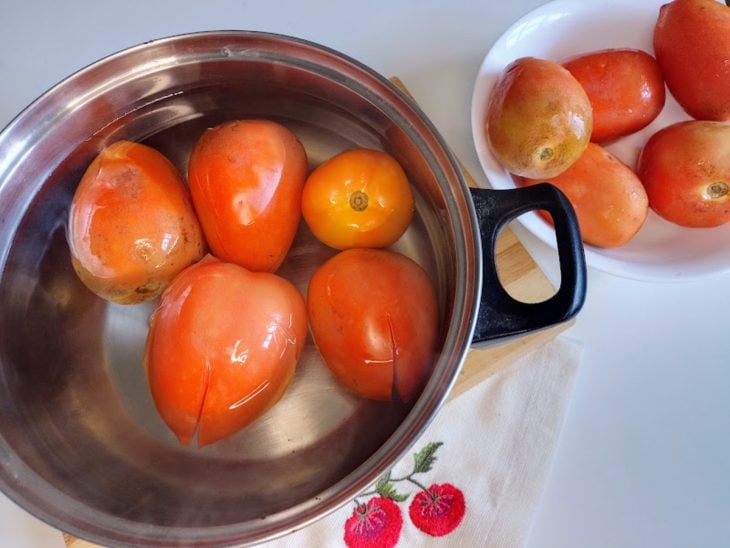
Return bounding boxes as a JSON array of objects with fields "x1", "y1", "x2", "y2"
[
  {"x1": 145, "y1": 255, "x2": 307, "y2": 447},
  {"x1": 521, "y1": 143, "x2": 648, "y2": 248},
  {"x1": 654, "y1": 0, "x2": 730, "y2": 121},
  {"x1": 486, "y1": 57, "x2": 593, "y2": 179},
  {"x1": 188, "y1": 119, "x2": 308, "y2": 272},
  {"x1": 301, "y1": 148, "x2": 414, "y2": 249},
  {"x1": 563, "y1": 48, "x2": 665, "y2": 142},
  {"x1": 307, "y1": 248, "x2": 438, "y2": 402},
  {"x1": 637, "y1": 120, "x2": 730, "y2": 227},
  {"x1": 68, "y1": 140, "x2": 205, "y2": 304}
]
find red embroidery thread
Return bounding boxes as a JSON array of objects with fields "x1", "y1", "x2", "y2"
[
  {"x1": 343, "y1": 442, "x2": 466, "y2": 547},
  {"x1": 344, "y1": 497, "x2": 403, "y2": 548},
  {"x1": 409, "y1": 483, "x2": 466, "y2": 537}
]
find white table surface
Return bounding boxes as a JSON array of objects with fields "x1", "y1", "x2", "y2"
[{"x1": 2, "y1": 1, "x2": 729, "y2": 547}]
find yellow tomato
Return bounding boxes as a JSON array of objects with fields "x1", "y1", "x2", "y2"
[{"x1": 301, "y1": 148, "x2": 414, "y2": 249}]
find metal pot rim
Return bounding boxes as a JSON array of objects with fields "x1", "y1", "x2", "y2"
[{"x1": 0, "y1": 29, "x2": 482, "y2": 546}]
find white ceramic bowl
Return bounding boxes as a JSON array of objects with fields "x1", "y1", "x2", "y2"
[{"x1": 471, "y1": 0, "x2": 730, "y2": 282}]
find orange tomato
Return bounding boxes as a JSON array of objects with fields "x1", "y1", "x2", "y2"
[
  {"x1": 654, "y1": 0, "x2": 730, "y2": 121},
  {"x1": 145, "y1": 255, "x2": 307, "y2": 447},
  {"x1": 520, "y1": 143, "x2": 648, "y2": 248},
  {"x1": 68, "y1": 140, "x2": 205, "y2": 304},
  {"x1": 638, "y1": 120, "x2": 730, "y2": 228},
  {"x1": 301, "y1": 148, "x2": 414, "y2": 249},
  {"x1": 188, "y1": 119, "x2": 308, "y2": 272},
  {"x1": 307, "y1": 248, "x2": 438, "y2": 402},
  {"x1": 486, "y1": 57, "x2": 593, "y2": 179},
  {"x1": 563, "y1": 49, "x2": 665, "y2": 142}
]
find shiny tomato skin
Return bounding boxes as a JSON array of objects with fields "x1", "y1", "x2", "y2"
[
  {"x1": 637, "y1": 120, "x2": 730, "y2": 227},
  {"x1": 301, "y1": 148, "x2": 414, "y2": 250},
  {"x1": 188, "y1": 119, "x2": 308, "y2": 272},
  {"x1": 563, "y1": 48, "x2": 665, "y2": 142},
  {"x1": 486, "y1": 57, "x2": 593, "y2": 179},
  {"x1": 145, "y1": 255, "x2": 307, "y2": 447},
  {"x1": 68, "y1": 140, "x2": 205, "y2": 304},
  {"x1": 307, "y1": 248, "x2": 438, "y2": 402},
  {"x1": 521, "y1": 143, "x2": 648, "y2": 248},
  {"x1": 654, "y1": 0, "x2": 730, "y2": 121}
]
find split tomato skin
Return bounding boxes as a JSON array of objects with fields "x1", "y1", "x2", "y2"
[
  {"x1": 301, "y1": 148, "x2": 414, "y2": 250},
  {"x1": 188, "y1": 119, "x2": 308, "y2": 272},
  {"x1": 653, "y1": 0, "x2": 730, "y2": 121},
  {"x1": 563, "y1": 48, "x2": 665, "y2": 142},
  {"x1": 637, "y1": 120, "x2": 730, "y2": 228},
  {"x1": 144, "y1": 255, "x2": 307, "y2": 447},
  {"x1": 68, "y1": 140, "x2": 205, "y2": 304},
  {"x1": 307, "y1": 248, "x2": 438, "y2": 402},
  {"x1": 520, "y1": 143, "x2": 648, "y2": 248}
]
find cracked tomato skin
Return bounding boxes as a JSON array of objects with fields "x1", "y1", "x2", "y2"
[
  {"x1": 637, "y1": 120, "x2": 730, "y2": 227},
  {"x1": 307, "y1": 248, "x2": 438, "y2": 402},
  {"x1": 188, "y1": 119, "x2": 307, "y2": 272},
  {"x1": 144, "y1": 255, "x2": 307, "y2": 447},
  {"x1": 68, "y1": 140, "x2": 205, "y2": 304},
  {"x1": 344, "y1": 497, "x2": 403, "y2": 548},
  {"x1": 408, "y1": 483, "x2": 466, "y2": 537},
  {"x1": 301, "y1": 148, "x2": 414, "y2": 250}
]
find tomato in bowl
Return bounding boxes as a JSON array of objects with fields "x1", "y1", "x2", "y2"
[{"x1": 472, "y1": 0, "x2": 730, "y2": 282}]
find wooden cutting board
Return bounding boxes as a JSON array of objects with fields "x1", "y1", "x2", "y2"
[{"x1": 63, "y1": 79, "x2": 570, "y2": 548}]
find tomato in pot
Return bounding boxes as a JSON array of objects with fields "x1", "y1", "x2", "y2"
[
  {"x1": 563, "y1": 48, "x2": 665, "y2": 143},
  {"x1": 68, "y1": 140, "x2": 205, "y2": 304},
  {"x1": 307, "y1": 248, "x2": 438, "y2": 402},
  {"x1": 301, "y1": 148, "x2": 414, "y2": 249},
  {"x1": 188, "y1": 119, "x2": 308, "y2": 272},
  {"x1": 637, "y1": 120, "x2": 730, "y2": 228},
  {"x1": 144, "y1": 255, "x2": 307, "y2": 447}
]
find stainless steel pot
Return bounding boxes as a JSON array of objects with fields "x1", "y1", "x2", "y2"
[{"x1": 0, "y1": 31, "x2": 585, "y2": 546}]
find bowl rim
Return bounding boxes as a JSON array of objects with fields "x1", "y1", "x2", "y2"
[{"x1": 468, "y1": 0, "x2": 730, "y2": 284}]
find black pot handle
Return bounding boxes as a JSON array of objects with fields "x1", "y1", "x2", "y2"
[{"x1": 469, "y1": 184, "x2": 586, "y2": 346}]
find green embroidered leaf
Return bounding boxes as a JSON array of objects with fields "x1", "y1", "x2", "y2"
[
  {"x1": 376, "y1": 481, "x2": 409, "y2": 502},
  {"x1": 374, "y1": 472, "x2": 391, "y2": 493},
  {"x1": 412, "y1": 441, "x2": 443, "y2": 474}
]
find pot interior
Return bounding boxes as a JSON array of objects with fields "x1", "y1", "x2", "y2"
[{"x1": 0, "y1": 32, "x2": 476, "y2": 544}]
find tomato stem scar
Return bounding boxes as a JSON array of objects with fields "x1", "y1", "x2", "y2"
[
  {"x1": 538, "y1": 147, "x2": 554, "y2": 162},
  {"x1": 349, "y1": 190, "x2": 369, "y2": 211},
  {"x1": 706, "y1": 182, "x2": 729, "y2": 200}
]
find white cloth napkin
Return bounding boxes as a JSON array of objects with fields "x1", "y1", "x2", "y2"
[{"x1": 262, "y1": 335, "x2": 583, "y2": 548}]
